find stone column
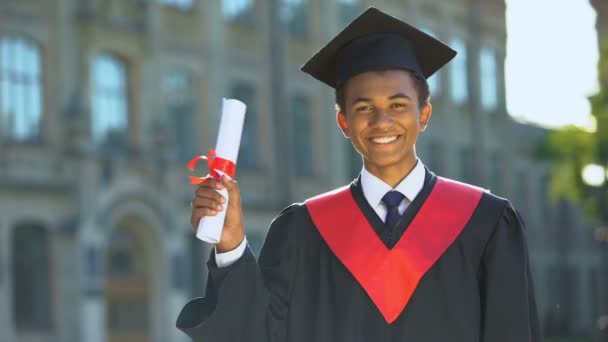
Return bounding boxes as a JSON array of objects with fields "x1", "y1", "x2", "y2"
[
  {"x1": 79, "y1": 231, "x2": 106, "y2": 342},
  {"x1": 0, "y1": 219, "x2": 16, "y2": 342},
  {"x1": 167, "y1": 234, "x2": 190, "y2": 342}
]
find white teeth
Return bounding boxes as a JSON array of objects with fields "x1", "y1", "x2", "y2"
[{"x1": 371, "y1": 136, "x2": 398, "y2": 144}]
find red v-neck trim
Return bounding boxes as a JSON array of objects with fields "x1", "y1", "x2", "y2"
[{"x1": 305, "y1": 177, "x2": 483, "y2": 323}]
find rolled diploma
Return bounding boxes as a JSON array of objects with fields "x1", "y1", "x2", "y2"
[{"x1": 196, "y1": 98, "x2": 246, "y2": 243}]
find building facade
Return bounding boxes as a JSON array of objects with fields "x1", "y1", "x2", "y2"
[{"x1": 0, "y1": 0, "x2": 604, "y2": 341}]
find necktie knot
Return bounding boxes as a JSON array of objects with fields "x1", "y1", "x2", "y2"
[{"x1": 382, "y1": 190, "x2": 405, "y2": 209}]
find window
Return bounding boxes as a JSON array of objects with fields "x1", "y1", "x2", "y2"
[
  {"x1": 230, "y1": 82, "x2": 257, "y2": 168},
  {"x1": 0, "y1": 36, "x2": 42, "y2": 142},
  {"x1": 291, "y1": 95, "x2": 313, "y2": 176},
  {"x1": 281, "y1": 0, "x2": 308, "y2": 37},
  {"x1": 188, "y1": 234, "x2": 205, "y2": 298},
  {"x1": 160, "y1": 0, "x2": 193, "y2": 10},
  {"x1": 459, "y1": 146, "x2": 473, "y2": 183},
  {"x1": 162, "y1": 70, "x2": 196, "y2": 162},
  {"x1": 420, "y1": 28, "x2": 442, "y2": 97},
  {"x1": 247, "y1": 232, "x2": 265, "y2": 256},
  {"x1": 480, "y1": 47, "x2": 498, "y2": 110},
  {"x1": 516, "y1": 168, "x2": 529, "y2": 215},
  {"x1": 83, "y1": 246, "x2": 103, "y2": 296},
  {"x1": 107, "y1": 299, "x2": 148, "y2": 331},
  {"x1": 488, "y1": 151, "x2": 503, "y2": 195},
  {"x1": 171, "y1": 253, "x2": 186, "y2": 291},
  {"x1": 91, "y1": 54, "x2": 128, "y2": 146},
  {"x1": 12, "y1": 224, "x2": 52, "y2": 331},
  {"x1": 539, "y1": 173, "x2": 551, "y2": 220},
  {"x1": 107, "y1": 229, "x2": 137, "y2": 278},
  {"x1": 449, "y1": 38, "x2": 468, "y2": 104},
  {"x1": 427, "y1": 141, "x2": 443, "y2": 174},
  {"x1": 347, "y1": 145, "x2": 362, "y2": 180},
  {"x1": 223, "y1": 0, "x2": 255, "y2": 23},
  {"x1": 336, "y1": 0, "x2": 360, "y2": 28}
]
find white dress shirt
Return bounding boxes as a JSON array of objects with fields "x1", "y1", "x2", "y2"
[
  {"x1": 215, "y1": 160, "x2": 427, "y2": 267},
  {"x1": 359, "y1": 159, "x2": 426, "y2": 221}
]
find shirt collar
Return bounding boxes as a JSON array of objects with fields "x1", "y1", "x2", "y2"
[{"x1": 360, "y1": 159, "x2": 426, "y2": 208}]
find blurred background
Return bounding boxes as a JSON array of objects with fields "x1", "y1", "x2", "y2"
[{"x1": 0, "y1": 0, "x2": 606, "y2": 341}]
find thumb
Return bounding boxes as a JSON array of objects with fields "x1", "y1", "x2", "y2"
[{"x1": 221, "y1": 174, "x2": 239, "y2": 193}]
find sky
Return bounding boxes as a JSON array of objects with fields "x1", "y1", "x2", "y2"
[{"x1": 505, "y1": 0, "x2": 599, "y2": 130}]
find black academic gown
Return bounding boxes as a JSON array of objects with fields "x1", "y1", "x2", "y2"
[{"x1": 176, "y1": 170, "x2": 541, "y2": 342}]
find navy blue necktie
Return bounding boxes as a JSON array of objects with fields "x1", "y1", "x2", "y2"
[{"x1": 382, "y1": 190, "x2": 406, "y2": 229}]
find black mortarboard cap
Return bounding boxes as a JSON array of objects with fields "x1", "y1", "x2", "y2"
[{"x1": 300, "y1": 7, "x2": 457, "y2": 89}]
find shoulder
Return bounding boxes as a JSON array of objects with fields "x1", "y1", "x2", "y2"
[
  {"x1": 436, "y1": 176, "x2": 514, "y2": 223},
  {"x1": 305, "y1": 185, "x2": 352, "y2": 203},
  {"x1": 266, "y1": 185, "x2": 352, "y2": 238}
]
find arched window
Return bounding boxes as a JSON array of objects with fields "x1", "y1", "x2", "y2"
[
  {"x1": 188, "y1": 234, "x2": 205, "y2": 298},
  {"x1": 480, "y1": 47, "x2": 498, "y2": 111},
  {"x1": 12, "y1": 223, "x2": 52, "y2": 330},
  {"x1": 230, "y1": 82, "x2": 258, "y2": 169},
  {"x1": 105, "y1": 227, "x2": 149, "y2": 336},
  {"x1": 281, "y1": 0, "x2": 309, "y2": 37},
  {"x1": 420, "y1": 28, "x2": 442, "y2": 97},
  {"x1": 336, "y1": 0, "x2": 360, "y2": 29},
  {"x1": 222, "y1": 0, "x2": 255, "y2": 23},
  {"x1": 290, "y1": 94, "x2": 313, "y2": 177},
  {"x1": 449, "y1": 37, "x2": 468, "y2": 105},
  {"x1": 107, "y1": 229, "x2": 137, "y2": 278},
  {"x1": 0, "y1": 36, "x2": 43, "y2": 142},
  {"x1": 91, "y1": 53, "x2": 128, "y2": 146},
  {"x1": 162, "y1": 70, "x2": 195, "y2": 162}
]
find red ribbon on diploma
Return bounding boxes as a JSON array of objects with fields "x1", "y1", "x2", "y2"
[{"x1": 188, "y1": 149, "x2": 236, "y2": 185}]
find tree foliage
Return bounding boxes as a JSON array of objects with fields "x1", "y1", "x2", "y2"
[{"x1": 537, "y1": 40, "x2": 608, "y2": 223}]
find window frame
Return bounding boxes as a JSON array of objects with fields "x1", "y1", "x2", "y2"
[
  {"x1": 159, "y1": 0, "x2": 194, "y2": 10},
  {"x1": 90, "y1": 52, "x2": 130, "y2": 148},
  {"x1": 11, "y1": 223, "x2": 53, "y2": 331},
  {"x1": 480, "y1": 46, "x2": 498, "y2": 111},
  {"x1": 229, "y1": 81, "x2": 258, "y2": 169},
  {"x1": 0, "y1": 35, "x2": 44, "y2": 143},
  {"x1": 449, "y1": 37, "x2": 468, "y2": 105}
]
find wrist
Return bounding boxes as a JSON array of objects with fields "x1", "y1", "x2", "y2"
[{"x1": 216, "y1": 235, "x2": 245, "y2": 253}]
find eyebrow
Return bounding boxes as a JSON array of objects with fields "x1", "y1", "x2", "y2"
[
  {"x1": 388, "y1": 93, "x2": 413, "y2": 101},
  {"x1": 351, "y1": 93, "x2": 413, "y2": 106}
]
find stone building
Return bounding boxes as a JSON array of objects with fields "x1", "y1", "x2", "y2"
[{"x1": 0, "y1": 0, "x2": 604, "y2": 341}]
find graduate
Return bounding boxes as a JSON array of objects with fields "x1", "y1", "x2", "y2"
[{"x1": 177, "y1": 7, "x2": 541, "y2": 342}]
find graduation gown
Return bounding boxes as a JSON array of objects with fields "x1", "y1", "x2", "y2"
[{"x1": 176, "y1": 170, "x2": 541, "y2": 341}]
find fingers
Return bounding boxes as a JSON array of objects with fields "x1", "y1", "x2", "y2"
[
  {"x1": 190, "y1": 175, "x2": 240, "y2": 231},
  {"x1": 191, "y1": 207, "x2": 219, "y2": 230},
  {"x1": 194, "y1": 184, "x2": 226, "y2": 204},
  {"x1": 191, "y1": 196, "x2": 224, "y2": 211},
  {"x1": 221, "y1": 174, "x2": 240, "y2": 199},
  {"x1": 196, "y1": 177, "x2": 224, "y2": 190}
]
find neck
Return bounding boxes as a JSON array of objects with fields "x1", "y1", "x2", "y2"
[{"x1": 364, "y1": 156, "x2": 418, "y2": 188}]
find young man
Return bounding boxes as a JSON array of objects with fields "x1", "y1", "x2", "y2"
[{"x1": 177, "y1": 7, "x2": 540, "y2": 342}]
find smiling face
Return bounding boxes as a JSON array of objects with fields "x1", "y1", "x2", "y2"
[{"x1": 337, "y1": 69, "x2": 431, "y2": 179}]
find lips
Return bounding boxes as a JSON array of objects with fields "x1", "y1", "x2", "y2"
[{"x1": 370, "y1": 135, "x2": 399, "y2": 144}]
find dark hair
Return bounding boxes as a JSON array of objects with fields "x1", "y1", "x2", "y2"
[{"x1": 334, "y1": 69, "x2": 430, "y2": 113}]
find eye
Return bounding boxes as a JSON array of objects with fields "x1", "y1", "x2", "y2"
[
  {"x1": 356, "y1": 105, "x2": 372, "y2": 112},
  {"x1": 392, "y1": 103, "x2": 407, "y2": 109}
]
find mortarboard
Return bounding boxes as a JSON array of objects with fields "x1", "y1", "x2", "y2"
[{"x1": 300, "y1": 7, "x2": 457, "y2": 89}]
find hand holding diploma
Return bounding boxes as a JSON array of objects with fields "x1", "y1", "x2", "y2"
[
  {"x1": 188, "y1": 99, "x2": 246, "y2": 250},
  {"x1": 190, "y1": 175, "x2": 245, "y2": 252}
]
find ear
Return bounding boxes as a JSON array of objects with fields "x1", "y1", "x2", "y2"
[
  {"x1": 419, "y1": 103, "x2": 432, "y2": 132},
  {"x1": 336, "y1": 112, "x2": 350, "y2": 138}
]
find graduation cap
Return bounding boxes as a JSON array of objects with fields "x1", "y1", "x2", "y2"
[{"x1": 300, "y1": 7, "x2": 456, "y2": 89}]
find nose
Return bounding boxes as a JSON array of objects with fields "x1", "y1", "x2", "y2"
[{"x1": 370, "y1": 108, "x2": 394, "y2": 128}]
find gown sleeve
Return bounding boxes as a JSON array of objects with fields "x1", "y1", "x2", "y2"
[
  {"x1": 480, "y1": 202, "x2": 541, "y2": 342},
  {"x1": 175, "y1": 206, "x2": 299, "y2": 342}
]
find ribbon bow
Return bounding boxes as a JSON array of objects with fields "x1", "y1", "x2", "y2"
[{"x1": 188, "y1": 149, "x2": 236, "y2": 185}]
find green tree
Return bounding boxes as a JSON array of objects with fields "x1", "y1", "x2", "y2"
[{"x1": 537, "y1": 41, "x2": 608, "y2": 224}]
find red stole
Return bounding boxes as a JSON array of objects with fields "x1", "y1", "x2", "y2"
[{"x1": 305, "y1": 177, "x2": 483, "y2": 324}]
